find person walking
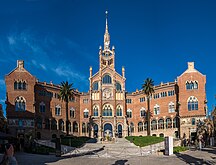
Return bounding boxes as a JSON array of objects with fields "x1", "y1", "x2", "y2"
[{"x1": 0, "y1": 143, "x2": 18, "y2": 165}]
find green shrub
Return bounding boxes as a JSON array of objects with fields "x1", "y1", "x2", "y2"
[
  {"x1": 126, "y1": 136, "x2": 164, "y2": 147},
  {"x1": 173, "y1": 146, "x2": 188, "y2": 153}
]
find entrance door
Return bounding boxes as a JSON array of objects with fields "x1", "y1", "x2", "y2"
[
  {"x1": 104, "y1": 123, "x2": 113, "y2": 137},
  {"x1": 117, "y1": 124, "x2": 122, "y2": 138},
  {"x1": 93, "y1": 124, "x2": 98, "y2": 138}
]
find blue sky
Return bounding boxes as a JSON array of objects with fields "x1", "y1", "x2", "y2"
[{"x1": 0, "y1": 0, "x2": 216, "y2": 116}]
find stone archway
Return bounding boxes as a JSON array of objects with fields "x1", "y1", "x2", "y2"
[
  {"x1": 93, "y1": 123, "x2": 98, "y2": 138},
  {"x1": 104, "y1": 123, "x2": 113, "y2": 137}
]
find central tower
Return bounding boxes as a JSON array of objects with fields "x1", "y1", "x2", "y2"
[{"x1": 89, "y1": 11, "x2": 127, "y2": 139}]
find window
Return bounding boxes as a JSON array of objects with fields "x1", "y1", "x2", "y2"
[
  {"x1": 161, "y1": 92, "x2": 167, "y2": 97},
  {"x1": 45, "y1": 119, "x2": 50, "y2": 129},
  {"x1": 138, "y1": 122, "x2": 143, "y2": 132},
  {"x1": 168, "y1": 90, "x2": 175, "y2": 96},
  {"x1": 92, "y1": 82, "x2": 99, "y2": 91},
  {"x1": 140, "y1": 97, "x2": 145, "y2": 102},
  {"x1": 51, "y1": 119, "x2": 57, "y2": 130},
  {"x1": 82, "y1": 123, "x2": 86, "y2": 133},
  {"x1": 103, "y1": 105, "x2": 112, "y2": 116},
  {"x1": 14, "y1": 81, "x2": 27, "y2": 90},
  {"x1": 126, "y1": 99, "x2": 132, "y2": 104},
  {"x1": 93, "y1": 106, "x2": 99, "y2": 116},
  {"x1": 15, "y1": 96, "x2": 26, "y2": 111},
  {"x1": 166, "y1": 118, "x2": 172, "y2": 128},
  {"x1": 154, "y1": 104, "x2": 160, "y2": 115},
  {"x1": 186, "y1": 81, "x2": 198, "y2": 90},
  {"x1": 83, "y1": 98, "x2": 88, "y2": 104},
  {"x1": 83, "y1": 108, "x2": 89, "y2": 118},
  {"x1": 130, "y1": 122, "x2": 134, "y2": 133},
  {"x1": 116, "y1": 82, "x2": 122, "y2": 91},
  {"x1": 37, "y1": 118, "x2": 42, "y2": 129},
  {"x1": 102, "y1": 74, "x2": 112, "y2": 84},
  {"x1": 116, "y1": 105, "x2": 122, "y2": 116},
  {"x1": 151, "y1": 120, "x2": 157, "y2": 130},
  {"x1": 192, "y1": 118, "x2": 196, "y2": 125},
  {"x1": 168, "y1": 102, "x2": 175, "y2": 113},
  {"x1": 144, "y1": 122, "x2": 147, "y2": 131},
  {"x1": 55, "y1": 105, "x2": 61, "y2": 116},
  {"x1": 73, "y1": 121, "x2": 78, "y2": 132},
  {"x1": 127, "y1": 109, "x2": 132, "y2": 118},
  {"x1": 188, "y1": 96, "x2": 198, "y2": 111},
  {"x1": 59, "y1": 120, "x2": 64, "y2": 131},
  {"x1": 39, "y1": 102, "x2": 45, "y2": 113},
  {"x1": 140, "y1": 107, "x2": 146, "y2": 117},
  {"x1": 70, "y1": 108, "x2": 75, "y2": 118},
  {"x1": 173, "y1": 117, "x2": 178, "y2": 128},
  {"x1": 158, "y1": 119, "x2": 164, "y2": 129}
]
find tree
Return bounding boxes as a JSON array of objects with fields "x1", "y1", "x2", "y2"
[
  {"x1": 59, "y1": 81, "x2": 74, "y2": 136},
  {"x1": 0, "y1": 104, "x2": 7, "y2": 133},
  {"x1": 142, "y1": 78, "x2": 154, "y2": 136}
]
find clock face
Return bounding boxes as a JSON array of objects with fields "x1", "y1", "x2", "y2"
[{"x1": 103, "y1": 88, "x2": 112, "y2": 99}]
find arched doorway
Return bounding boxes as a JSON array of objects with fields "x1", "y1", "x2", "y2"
[
  {"x1": 93, "y1": 124, "x2": 98, "y2": 138},
  {"x1": 104, "y1": 123, "x2": 113, "y2": 137},
  {"x1": 117, "y1": 124, "x2": 123, "y2": 138}
]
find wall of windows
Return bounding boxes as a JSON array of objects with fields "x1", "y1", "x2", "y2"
[{"x1": 188, "y1": 96, "x2": 198, "y2": 111}]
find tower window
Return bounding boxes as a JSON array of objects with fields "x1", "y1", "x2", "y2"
[
  {"x1": 92, "y1": 81, "x2": 99, "y2": 91},
  {"x1": 188, "y1": 96, "x2": 198, "y2": 111},
  {"x1": 116, "y1": 82, "x2": 122, "y2": 91},
  {"x1": 15, "y1": 96, "x2": 26, "y2": 111},
  {"x1": 102, "y1": 75, "x2": 112, "y2": 84}
]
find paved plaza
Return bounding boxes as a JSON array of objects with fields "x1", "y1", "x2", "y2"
[
  {"x1": 1, "y1": 138, "x2": 216, "y2": 165},
  {"x1": 1, "y1": 148, "x2": 216, "y2": 165}
]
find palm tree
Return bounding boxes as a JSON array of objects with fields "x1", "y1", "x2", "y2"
[
  {"x1": 142, "y1": 78, "x2": 154, "y2": 136},
  {"x1": 59, "y1": 81, "x2": 74, "y2": 136}
]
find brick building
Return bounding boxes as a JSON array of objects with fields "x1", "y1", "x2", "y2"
[{"x1": 5, "y1": 13, "x2": 207, "y2": 140}]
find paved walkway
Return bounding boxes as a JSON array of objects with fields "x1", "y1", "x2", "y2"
[{"x1": 1, "y1": 147, "x2": 216, "y2": 165}]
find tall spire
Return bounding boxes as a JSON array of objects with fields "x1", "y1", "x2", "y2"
[{"x1": 104, "y1": 10, "x2": 110, "y2": 49}]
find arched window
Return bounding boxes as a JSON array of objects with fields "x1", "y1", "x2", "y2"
[
  {"x1": 45, "y1": 119, "x2": 50, "y2": 129},
  {"x1": 83, "y1": 108, "x2": 89, "y2": 118},
  {"x1": 166, "y1": 118, "x2": 172, "y2": 128},
  {"x1": 116, "y1": 105, "x2": 122, "y2": 116},
  {"x1": 140, "y1": 107, "x2": 146, "y2": 117},
  {"x1": 23, "y1": 81, "x2": 27, "y2": 90},
  {"x1": 15, "y1": 96, "x2": 26, "y2": 111},
  {"x1": 168, "y1": 102, "x2": 175, "y2": 113},
  {"x1": 82, "y1": 123, "x2": 86, "y2": 133},
  {"x1": 92, "y1": 81, "x2": 99, "y2": 91},
  {"x1": 188, "y1": 96, "x2": 198, "y2": 111},
  {"x1": 18, "y1": 81, "x2": 22, "y2": 89},
  {"x1": 70, "y1": 108, "x2": 75, "y2": 118},
  {"x1": 73, "y1": 121, "x2": 78, "y2": 132},
  {"x1": 186, "y1": 81, "x2": 190, "y2": 90},
  {"x1": 59, "y1": 119, "x2": 64, "y2": 131},
  {"x1": 192, "y1": 118, "x2": 196, "y2": 125},
  {"x1": 154, "y1": 104, "x2": 160, "y2": 115},
  {"x1": 37, "y1": 118, "x2": 42, "y2": 129},
  {"x1": 102, "y1": 104, "x2": 112, "y2": 116},
  {"x1": 102, "y1": 74, "x2": 112, "y2": 84},
  {"x1": 144, "y1": 121, "x2": 147, "y2": 131},
  {"x1": 173, "y1": 117, "x2": 178, "y2": 128},
  {"x1": 14, "y1": 81, "x2": 17, "y2": 90},
  {"x1": 158, "y1": 119, "x2": 164, "y2": 129},
  {"x1": 151, "y1": 120, "x2": 157, "y2": 130},
  {"x1": 116, "y1": 82, "x2": 122, "y2": 91},
  {"x1": 130, "y1": 122, "x2": 134, "y2": 133},
  {"x1": 138, "y1": 122, "x2": 143, "y2": 132},
  {"x1": 194, "y1": 81, "x2": 198, "y2": 89},
  {"x1": 55, "y1": 105, "x2": 61, "y2": 116},
  {"x1": 51, "y1": 119, "x2": 57, "y2": 130},
  {"x1": 39, "y1": 102, "x2": 45, "y2": 113},
  {"x1": 93, "y1": 106, "x2": 99, "y2": 116},
  {"x1": 127, "y1": 109, "x2": 132, "y2": 118},
  {"x1": 68, "y1": 122, "x2": 72, "y2": 132}
]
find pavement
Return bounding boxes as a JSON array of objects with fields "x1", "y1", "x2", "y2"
[{"x1": 1, "y1": 138, "x2": 216, "y2": 165}]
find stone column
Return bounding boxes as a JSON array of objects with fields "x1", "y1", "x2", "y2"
[{"x1": 113, "y1": 116, "x2": 116, "y2": 137}]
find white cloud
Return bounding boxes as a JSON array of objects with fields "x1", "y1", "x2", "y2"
[
  {"x1": 40, "y1": 64, "x2": 47, "y2": 70},
  {"x1": 7, "y1": 36, "x2": 16, "y2": 45},
  {"x1": 0, "y1": 79, "x2": 5, "y2": 86},
  {"x1": 53, "y1": 66, "x2": 86, "y2": 82}
]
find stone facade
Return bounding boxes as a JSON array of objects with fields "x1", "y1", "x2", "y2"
[{"x1": 5, "y1": 13, "x2": 207, "y2": 140}]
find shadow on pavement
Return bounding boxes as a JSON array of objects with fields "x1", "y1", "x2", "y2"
[
  {"x1": 111, "y1": 159, "x2": 128, "y2": 165},
  {"x1": 175, "y1": 152, "x2": 212, "y2": 165}
]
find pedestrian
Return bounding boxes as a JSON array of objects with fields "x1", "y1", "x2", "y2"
[
  {"x1": 198, "y1": 134, "x2": 203, "y2": 150},
  {"x1": 0, "y1": 143, "x2": 18, "y2": 165}
]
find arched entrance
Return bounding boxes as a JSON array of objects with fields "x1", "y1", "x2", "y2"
[
  {"x1": 117, "y1": 124, "x2": 123, "y2": 138},
  {"x1": 93, "y1": 124, "x2": 98, "y2": 138},
  {"x1": 103, "y1": 123, "x2": 113, "y2": 137}
]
